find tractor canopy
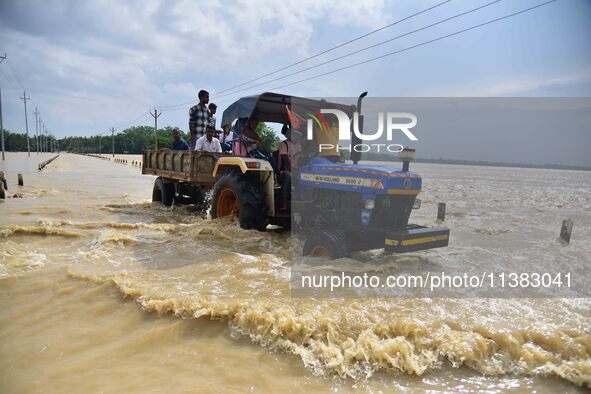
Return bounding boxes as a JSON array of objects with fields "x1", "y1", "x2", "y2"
[{"x1": 220, "y1": 92, "x2": 356, "y2": 131}]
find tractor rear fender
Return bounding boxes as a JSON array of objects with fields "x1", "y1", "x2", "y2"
[{"x1": 213, "y1": 157, "x2": 275, "y2": 217}]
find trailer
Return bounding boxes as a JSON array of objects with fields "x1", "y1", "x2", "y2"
[{"x1": 142, "y1": 148, "x2": 284, "y2": 229}]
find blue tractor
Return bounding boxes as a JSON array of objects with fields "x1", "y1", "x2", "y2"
[{"x1": 217, "y1": 92, "x2": 449, "y2": 258}]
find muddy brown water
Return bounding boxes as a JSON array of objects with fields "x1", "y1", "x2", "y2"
[{"x1": 0, "y1": 152, "x2": 589, "y2": 393}]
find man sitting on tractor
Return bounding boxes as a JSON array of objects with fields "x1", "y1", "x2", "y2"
[
  {"x1": 235, "y1": 116, "x2": 276, "y2": 172},
  {"x1": 195, "y1": 126, "x2": 222, "y2": 153}
]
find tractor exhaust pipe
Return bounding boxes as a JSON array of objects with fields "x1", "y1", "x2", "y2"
[
  {"x1": 351, "y1": 92, "x2": 368, "y2": 165},
  {"x1": 400, "y1": 147, "x2": 416, "y2": 172}
]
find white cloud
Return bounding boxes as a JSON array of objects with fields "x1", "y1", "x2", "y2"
[{"x1": 0, "y1": 0, "x2": 389, "y2": 135}]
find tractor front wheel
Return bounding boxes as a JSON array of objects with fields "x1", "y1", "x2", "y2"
[
  {"x1": 211, "y1": 171, "x2": 268, "y2": 231},
  {"x1": 303, "y1": 231, "x2": 350, "y2": 259}
]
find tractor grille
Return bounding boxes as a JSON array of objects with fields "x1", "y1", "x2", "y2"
[{"x1": 370, "y1": 195, "x2": 415, "y2": 228}]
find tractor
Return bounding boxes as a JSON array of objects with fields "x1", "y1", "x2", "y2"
[{"x1": 145, "y1": 92, "x2": 449, "y2": 258}]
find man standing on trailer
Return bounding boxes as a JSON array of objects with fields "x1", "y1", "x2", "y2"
[{"x1": 189, "y1": 89, "x2": 212, "y2": 150}]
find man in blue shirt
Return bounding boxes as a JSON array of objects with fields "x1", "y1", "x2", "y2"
[{"x1": 171, "y1": 127, "x2": 190, "y2": 150}]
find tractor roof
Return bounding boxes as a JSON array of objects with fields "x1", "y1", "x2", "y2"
[{"x1": 220, "y1": 92, "x2": 356, "y2": 128}]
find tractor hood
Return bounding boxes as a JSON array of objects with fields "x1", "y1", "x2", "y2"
[{"x1": 297, "y1": 157, "x2": 422, "y2": 196}]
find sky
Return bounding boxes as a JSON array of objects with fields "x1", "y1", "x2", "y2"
[{"x1": 0, "y1": 0, "x2": 590, "y2": 165}]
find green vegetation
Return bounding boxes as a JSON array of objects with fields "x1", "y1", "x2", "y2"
[
  {"x1": 256, "y1": 122, "x2": 280, "y2": 152},
  {"x1": 58, "y1": 126, "x2": 182, "y2": 154},
  {"x1": 1, "y1": 122, "x2": 280, "y2": 154},
  {"x1": 0, "y1": 129, "x2": 57, "y2": 152}
]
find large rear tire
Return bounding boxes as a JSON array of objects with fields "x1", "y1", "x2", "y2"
[
  {"x1": 303, "y1": 231, "x2": 350, "y2": 259},
  {"x1": 211, "y1": 171, "x2": 268, "y2": 231},
  {"x1": 152, "y1": 177, "x2": 174, "y2": 207}
]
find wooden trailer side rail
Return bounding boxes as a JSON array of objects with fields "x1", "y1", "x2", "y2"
[{"x1": 142, "y1": 150, "x2": 222, "y2": 186}]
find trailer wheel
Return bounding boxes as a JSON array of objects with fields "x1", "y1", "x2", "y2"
[
  {"x1": 152, "y1": 177, "x2": 174, "y2": 207},
  {"x1": 174, "y1": 184, "x2": 208, "y2": 208},
  {"x1": 188, "y1": 185, "x2": 207, "y2": 206},
  {"x1": 211, "y1": 171, "x2": 268, "y2": 231},
  {"x1": 303, "y1": 231, "x2": 350, "y2": 259}
]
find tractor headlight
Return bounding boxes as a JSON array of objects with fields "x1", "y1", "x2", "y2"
[{"x1": 364, "y1": 199, "x2": 375, "y2": 210}]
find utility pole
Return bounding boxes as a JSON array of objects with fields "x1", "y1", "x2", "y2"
[
  {"x1": 39, "y1": 120, "x2": 43, "y2": 153},
  {"x1": 33, "y1": 107, "x2": 40, "y2": 155},
  {"x1": 99, "y1": 133, "x2": 102, "y2": 155},
  {"x1": 19, "y1": 91, "x2": 31, "y2": 157},
  {"x1": 110, "y1": 127, "x2": 116, "y2": 157},
  {"x1": 42, "y1": 123, "x2": 47, "y2": 153},
  {"x1": 0, "y1": 52, "x2": 6, "y2": 161},
  {"x1": 39, "y1": 119, "x2": 43, "y2": 153},
  {"x1": 150, "y1": 108, "x2": 161, "y2": 150}
]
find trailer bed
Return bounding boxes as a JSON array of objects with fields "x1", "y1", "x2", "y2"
[{"x1": 142, "y1": 150, "x2": 223, "y2": 186}]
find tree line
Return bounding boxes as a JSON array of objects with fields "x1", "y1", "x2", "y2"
[
  {"x1": 1, "y1": 123, "x2": 280, "y2": 154},
  {"x1": 0, "y1": 130, "x2": 57, "y2": 152}
]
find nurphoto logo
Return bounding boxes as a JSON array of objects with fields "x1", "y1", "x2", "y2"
[{"x1": 306, "y1": 109, "x2": 419, "y2": 153}]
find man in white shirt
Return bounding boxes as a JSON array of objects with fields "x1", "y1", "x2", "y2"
[{"x1": 195, "y1": 126, "x2": 222, "y2": 153}]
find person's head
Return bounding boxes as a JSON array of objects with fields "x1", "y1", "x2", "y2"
[
  {"x1": 198, "y1": 90, "x2": 210, "y2": 105},
  {"x1": 223, "y1": 124, "x2": 231, "y2": 135},
  {"x1": 248, "y1": 116, "x2": 258, "y2": 130},
  {"x1": 171, "y1": 127, "x2": 181, "y2": 141},
  {"x1": 206, "y1": 126, "x2": 215, "y2": 141},
  {"x1": 208, "y1": 103, "x2": 217, "y2": 115}
]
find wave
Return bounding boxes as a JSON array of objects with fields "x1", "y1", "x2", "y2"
[
  {"x1": 0, "y1": 240, "x2": 47, "y2": 277},
  {"x1": 68, "y1": 271, "x2": 591, "y2": 387},
  {"x1": 0, "y1": 225, "x2": 82, "y2": 238},
  {"x1": 38, "y1": 219, "x2": 179, "y2": 232},
  {"x1": 37, "y1": 219, "x2": 246, "y2": 243}
]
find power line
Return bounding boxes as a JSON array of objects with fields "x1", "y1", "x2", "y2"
[
  {"x1": 257, "y1": 0, "x2": 559, "y2": 94},
  {"x1": 213, "y1": 0, "x2": 453, "y2": 96},
  {"x1": 158, "y1": 0, "x2": 452, "y2": 111},
  {"x1": 101, "y1": 0, "x2": 557, "y2": 133},
  {"x1": 213, "y1": 0, "x2": 502, "y2": 100},
  {"x1": 6, "y1": 59, "x2": 42, "y2": 111},
  {"x1": 0, "y1": 67, "x2": 19, "y2": 92},
  {"x1": 7, "y1": 62, "x2": 27, "y2": 93},
  {"x1": 114, "y1": 110, "x2": 151, "y2": 129}
]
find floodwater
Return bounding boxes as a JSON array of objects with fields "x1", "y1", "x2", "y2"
[{"x1": 0, "y1": 152, "x2": 589, "y2": 393}]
